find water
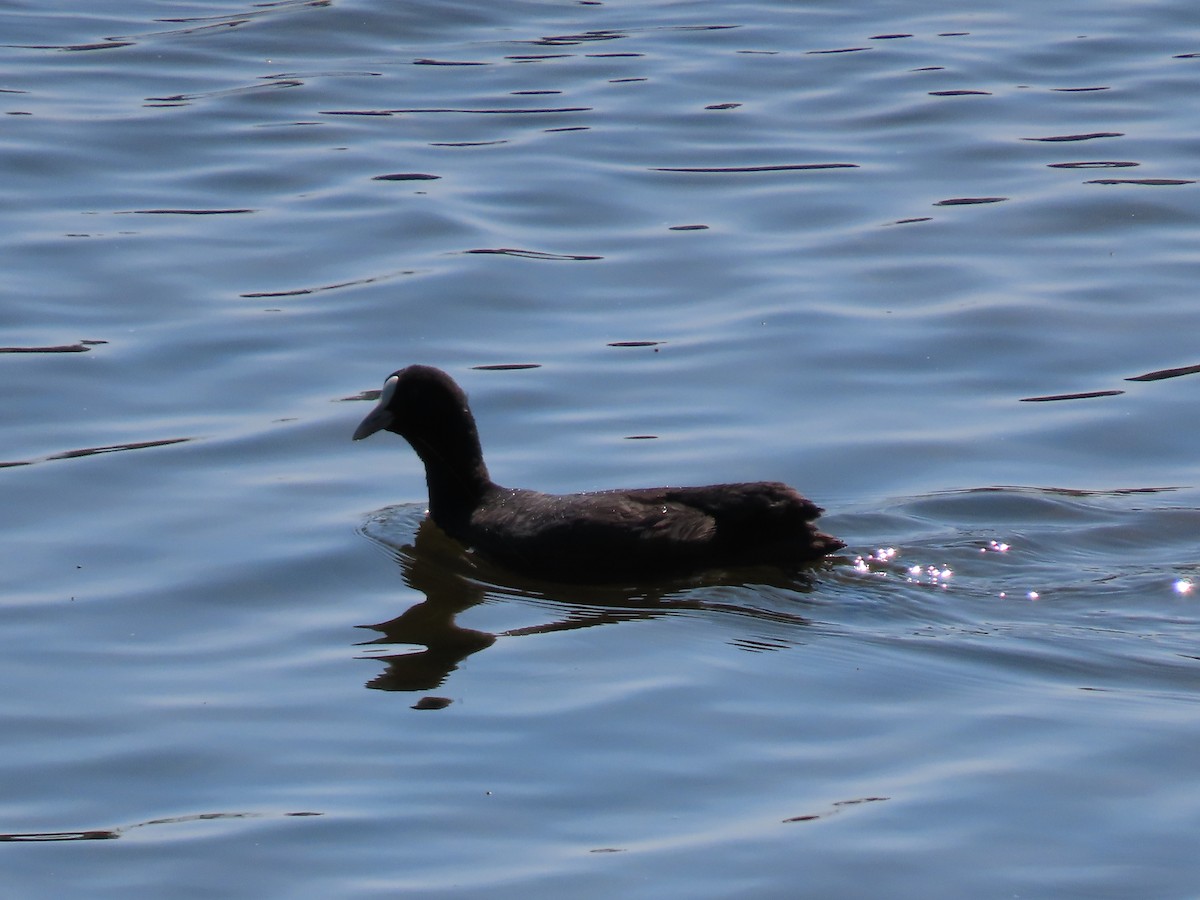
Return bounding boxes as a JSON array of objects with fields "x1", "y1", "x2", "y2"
[{"x1": 3, "y1": 0, "x2": 1200, "y2": 896}]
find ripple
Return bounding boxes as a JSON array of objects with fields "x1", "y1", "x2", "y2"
[
  {"x1": 63, "y1": 41, "x2": 136, "y2": 52},
  {"x1": 319, "y1": 109, "x2": 394, "y2": 117},
  {"x1": 1019, "y1": 390, "x2": 1125, "y2": 402},
  {"x1": 123, "y1": 208, "x2": 255, "y2": 215},
  {"x1": 372, "y1": 173, "x2": 441, "y2": 181},
  {"x1": 528, "y1": 31, "x2": 627, "y2": 47},
  {"x1": 145, "y1": 79, "x2": 302, "y2": 104},
  {"x1": 1125, "y1": 363, "x2": 1200, "y2": 382},
  {"x1": 652, "y1": 163, "x2": 858, "y2": 173},
  {"x1": 413, "y1": 58, "x2": 488, "y2": 66},
  {"x1": 933, "y1": 197, "x2": 1007, "y2": 206},
  {"x1": 1085, "y1": 178, "x2": 1195, "y2": 186},
  {"x1": 0, "y1": 810, "x2": 318, "y2": 843},
  {"x1": 465, "y1": 248, "x2": 603, "y2": 260},
  {"x1": 1047, "y1": 161, "x2": 1138, "y2": 168},
  {"x1": 321, "y1": 106, "x2": 591, "y2": 115},
  {"x1": 1022, "y1": 132, "x2": 1124, "y2": 141},
  {"x1": 0, "y1": 342, "x2": 96, "y2": 353},
  {"x1": 0, "y1": 437, "x2": 191, "y2": 469},
  {"x1": 806, "y1": 47, "x2": 872, "y2": 55},
  {"x1": 782, "y1": 796, "x2": 889, "y2": 824},
  {"x1": 240, "y1": 267, "x2": 414, "y2": 299},
  {"x1": 834, "y1": 484, "x2": 1200, "y2": 610}
]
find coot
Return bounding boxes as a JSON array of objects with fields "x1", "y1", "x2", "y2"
[{"x1": 353, "y1": 365, "x2": 843, "y2": 581}]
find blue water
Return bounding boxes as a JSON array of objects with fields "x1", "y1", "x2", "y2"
[{"x1": 4, "y1": 1, "x2": 1200, "y2": 896}]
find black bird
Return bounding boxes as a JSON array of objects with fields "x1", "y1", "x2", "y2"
[{"x1": 353, "y1": 365, "x2": 843, "y2": 582}]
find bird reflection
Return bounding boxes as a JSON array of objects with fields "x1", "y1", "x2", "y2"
[
  {"x1": 357, "y1": 518, "x2": 817, "y2": 696},
  {"x1": 356, "y1": 521, "x2": 496, "y2": 692}
]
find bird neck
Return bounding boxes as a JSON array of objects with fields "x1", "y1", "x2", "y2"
[{"x1": 408, "y1": 426, "x2": 493, "y2": 536}]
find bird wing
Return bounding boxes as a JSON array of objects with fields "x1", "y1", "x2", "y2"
[
  {"x1": 628, "y1": 482, "x2": 822, "y2": 527},
  {"x1": 466, "y1": 482, "x2": 827, "y2": 579},
  {"x1": 469, "y1": 489, "x2": 717, "y2": 565}
]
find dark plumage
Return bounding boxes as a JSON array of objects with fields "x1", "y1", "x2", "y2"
[{"x1": 353, "y1": 365, "x2": 843, "y2": 581}]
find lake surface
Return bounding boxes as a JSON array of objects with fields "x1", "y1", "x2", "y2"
[{"x1": 4, "y1": 0, "x2": 1200, "y2": 896}]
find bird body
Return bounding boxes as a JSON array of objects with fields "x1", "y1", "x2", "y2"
[{"x1": 353, "y1": 365, "x2": 843, "y2": 581}]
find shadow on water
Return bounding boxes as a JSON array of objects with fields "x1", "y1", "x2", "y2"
[{"x1": 356, "y1": 508, "x2": 826, "y2": 695}]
